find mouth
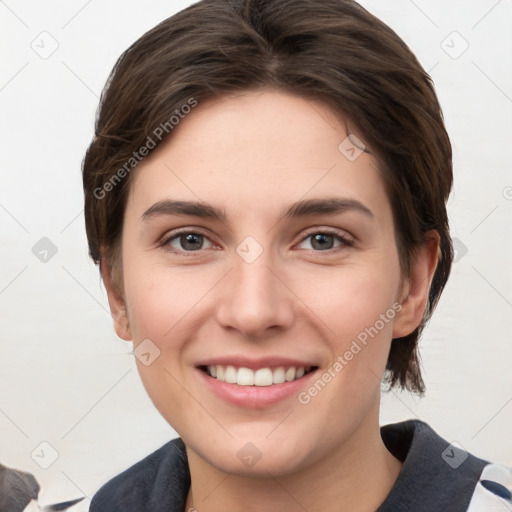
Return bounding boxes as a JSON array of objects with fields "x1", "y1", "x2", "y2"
[
  {"x1": 195, "y1": 356, "x2": 321, "y2": 408},
  {"x1": 197, "y1": 364, "x2": 319, "y2": 386}
]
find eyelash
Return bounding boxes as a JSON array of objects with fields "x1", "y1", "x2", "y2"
[{"x1": 158, "y1": 228, "x2": 355, "y2": 256}]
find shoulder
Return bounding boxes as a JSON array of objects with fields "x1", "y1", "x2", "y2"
[
  {"x1": 467, "y1": 463, "x2": 512, "y2": 511},
  {"x1": 89, "y1": 437, "x2": 190, "y2": 512},
  {"x1": 379, "y1": 419, "x2": 512, "y2": 512}
]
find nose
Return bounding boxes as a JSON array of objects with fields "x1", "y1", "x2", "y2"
[{"x1": 215, "y1": 242, "x2": 294, "y2": 339}]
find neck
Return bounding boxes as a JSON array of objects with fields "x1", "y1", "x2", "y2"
[{"x1": 185, "y1": 404, "x2": 402, "y2": 512}]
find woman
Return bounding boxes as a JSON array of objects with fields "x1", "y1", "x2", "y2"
[{"x1": 83, "y1": 0, "x2": 512, "y2": 510}]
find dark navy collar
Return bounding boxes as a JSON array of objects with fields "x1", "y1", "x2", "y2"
[
  {"x1": 377, "y1": 419, "x2": 488, "y2": 511},
  {"x1": 90, "y1": 419, "x2": 488, "y2": 512}
]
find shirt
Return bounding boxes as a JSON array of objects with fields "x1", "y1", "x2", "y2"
[{"x1": 89, "y1": 419, "x2": 512, "y2": 511}]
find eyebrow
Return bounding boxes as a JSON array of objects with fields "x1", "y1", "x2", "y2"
[{"x1": 141, "y1": 197, "x2": 374, "y2": 223}]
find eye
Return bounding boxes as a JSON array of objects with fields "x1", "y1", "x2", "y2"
[
  {"x1": 297, "y1": 229, "x2": 354, "y2": 252},
  {"x1": 158, "y1": 228, "x2": 354, "y2": 255},
  {"x1": 160, "y1": 230, "x2": 215, "y2": 254}
]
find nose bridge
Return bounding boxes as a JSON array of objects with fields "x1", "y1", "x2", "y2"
[{"x1": 216, "y1": 236, "x2": 293, "y2": 337}]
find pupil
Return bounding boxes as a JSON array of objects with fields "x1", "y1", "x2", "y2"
[
  {"x1": 182, "y1": 233, "x2": 202, "y2": 250},
  {"x1": 312, "y1": 234, "x2": 333, "y2": 250}
]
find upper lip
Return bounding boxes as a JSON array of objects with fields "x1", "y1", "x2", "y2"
[{"x1": 195, "y1": 356, "x2": 318, "y2": 371}]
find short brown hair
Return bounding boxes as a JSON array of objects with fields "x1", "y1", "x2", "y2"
[{"x1": 82, "y1": 0, "x2": 453, "y2": 395}]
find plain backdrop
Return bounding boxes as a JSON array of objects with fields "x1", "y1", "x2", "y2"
[{"x1": 1, "y1": 0, "x2": 511, "y2": 510}]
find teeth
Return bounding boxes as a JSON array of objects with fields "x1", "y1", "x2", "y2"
[
  {"x1": 224, "y1": 365, "x2": 237, "y2": 384},
  {"x1": 205, "y1": 365, "x2": 312, "y2": 386},
  {"x1": 285, "y1": 367, "x2": 296, "y2": 381},
  {"x1": 272, "y1": 366, "x2": 285, "y2": 384},
  {"x1": 237, "y1": 367, "x2": 254, "y2": 386},
  {"x1": 254, "y1": 368, "x2": 273, "y2": 386}
]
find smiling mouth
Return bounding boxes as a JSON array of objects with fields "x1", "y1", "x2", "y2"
[{"x1": 198, "y1": 365, "x2": 319, "y2": 386}]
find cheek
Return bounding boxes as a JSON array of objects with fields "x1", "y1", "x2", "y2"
[
  {"x1": 122, "y1": 262, "x2": 214, "y2": 403},
  {"x1": 294, "y1": 269, "x2": 400, "y2": 430},
  {"x1": 123, "y1": 266, "x2": 200, "y2": 420},
  {"x1": 338, "y1": 276, "x2": 399, "y2": 344},
  {"x1": 288, "y1": 254, "x2": 402, "y2": 404},
  {"x1": 123, "y1": 258, "x2": 201, "y2": 341},
  {"x1": 293, "y1": 258, "x2": 401, "y2": 340}
]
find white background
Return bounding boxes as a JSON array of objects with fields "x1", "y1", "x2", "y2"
[{"x1": 1, "y1": 0, "x2": 511, "y2": 509}]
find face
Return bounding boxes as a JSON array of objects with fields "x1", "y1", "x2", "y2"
[{"x1": 104, "y1": 90, "x2": 431, "y2": 477}]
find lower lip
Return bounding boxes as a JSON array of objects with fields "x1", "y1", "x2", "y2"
[{"x1": 196, "y1": 368, "x2": 319, "y2": 408}]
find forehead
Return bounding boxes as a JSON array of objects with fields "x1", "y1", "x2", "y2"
[{"x1": 127, "y1": 90, "x2": 390, "y2": 223}]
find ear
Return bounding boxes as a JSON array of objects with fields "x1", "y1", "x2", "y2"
[
  {"x1": 392, "y1": 230, "x2": 440, "y2": 338},
  {"x1": 101, "y1": 256, "x2": 133, "y2": 341}
]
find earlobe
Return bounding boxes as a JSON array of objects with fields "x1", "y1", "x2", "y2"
[
  {"x1": 100, "y1": 257, "x2": 133, "y2": 342},
  {"x1": 392, "y1": 231, "x2": 440, "y2": 339}
]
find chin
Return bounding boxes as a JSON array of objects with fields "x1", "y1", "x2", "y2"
[
  {"x1": 215, "y1": 447, "x2": 307, "y2": 478},
  {"x1": 189, "y1": 430, "x2": 314, "y2": 477}
]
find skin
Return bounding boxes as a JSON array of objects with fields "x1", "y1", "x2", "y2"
[{"x1": 102, "y1": 89, "x2": 439, "y2": 512}]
